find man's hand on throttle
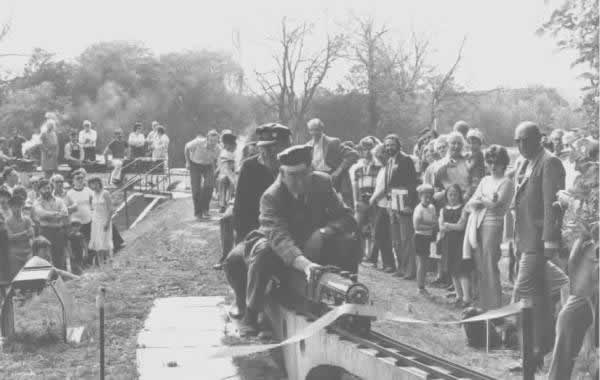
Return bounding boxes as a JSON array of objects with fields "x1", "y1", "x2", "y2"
[{"x1": 304, "y1": 262, "x2": 324, "y2": 284}]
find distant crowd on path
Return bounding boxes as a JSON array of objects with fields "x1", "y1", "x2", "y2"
[
  {"x1": 0, "y1": 113, "x2": 171, "y2": 185},
  {"x1": 0, "y1": 166, "x2": 125, "y2": 285},
  {"x1": 199, "y1": 117, "x2": 598, "y2": 379}
]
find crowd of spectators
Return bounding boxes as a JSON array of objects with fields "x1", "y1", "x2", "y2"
[{"x1": 213, "y1": 117, "x2": 597, "y2": 377}]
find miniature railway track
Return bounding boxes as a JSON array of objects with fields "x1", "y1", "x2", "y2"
[
  {"x1": 303, "y1": 308, "x2": 497, "y2": 380},
  {"x1": 334, "y1": 327, "x2": 496, "y2": 380}
]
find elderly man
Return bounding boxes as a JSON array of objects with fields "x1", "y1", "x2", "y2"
[
  {"x1": 511, "y1": 121, "x2": 566, "y2": 369},
  {"x1": 214, "y1": 124, "x2": 291, "y2": 270},
  {"x1": 104, "y1": 130, "x2": 129, "y2": 185},
  {"x1": 306, "y1": 118, "x2": 359, "y2": 208},
  {"x1": 224, "y1": 145, "x2": 359, "y2": 335},
  {"x1": 184, "y1": 129, "x2": 220, "y2": 219},
  {"x1": 79, "y1": 120, "x2": 97, "y2": 162}
]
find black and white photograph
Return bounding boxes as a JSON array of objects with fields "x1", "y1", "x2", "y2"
[{"x1": 0, "y1": 0, "x2": 598, "y2": 379}]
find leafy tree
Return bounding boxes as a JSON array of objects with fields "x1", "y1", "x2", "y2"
[{"x1": 538, "y1": 0, "x2": 599, "y2": 127}]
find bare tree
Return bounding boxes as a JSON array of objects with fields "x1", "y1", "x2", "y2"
[
  {"x1": 428, "y1": 36, "x2": 467, "y2": 130},
  {"x1": 347, "y1": 16, "x2": 389, "y2": 134},
  {"x1": 254, "y1": 18, "x2": 344, "y2": 136}
]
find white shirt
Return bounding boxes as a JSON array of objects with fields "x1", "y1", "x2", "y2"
[
  {"x1": 128, "y1": 132, "x2": 146, "y2": 147},
  {"x1": 66, "y1": 187, "x2": 93, "y2": 224},
  {"x1": 309, "y1": 136, "x2": 331, "y2": 172},
  {"x1": 372, "y1": 168, "x2": 389, "y2": 208},
  {"x1": 152, "y1": 134, "x2": 170, "y2": 160},
  {"x1": 79, "y1": 129, "x2": 97, "y2": 148}
]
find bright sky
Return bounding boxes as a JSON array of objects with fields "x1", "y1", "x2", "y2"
[{"x1": 0, "y1": 0, "x2": 584, "y2": 103}]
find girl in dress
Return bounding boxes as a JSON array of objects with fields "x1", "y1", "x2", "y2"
[
  {"x1": 88, "y1": 177, "x2": 113, "y2": 264},
  {"x1": 6, "y1": 195, "x2": 34, "y2": 279},
  {"x1": 438, "y1": 184, "x2": 473, "y2": 308}
]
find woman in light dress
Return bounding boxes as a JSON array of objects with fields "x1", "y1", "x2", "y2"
[{"x1": 88, "y1": 177, "x2": 113, "y2": 264}]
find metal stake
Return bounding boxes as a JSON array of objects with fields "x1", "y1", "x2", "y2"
[{"x1": 97, "y1": 287, "x2": 106, "y2": 380}]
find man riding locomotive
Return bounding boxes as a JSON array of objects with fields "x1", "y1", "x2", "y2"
[{"x1": 224, "y1": 143, "x2": 361, "y2": 336}]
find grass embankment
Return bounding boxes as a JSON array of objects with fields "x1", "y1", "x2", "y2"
[{"x1": 0, "y1": 198, "x2": 228, "y2": 379}]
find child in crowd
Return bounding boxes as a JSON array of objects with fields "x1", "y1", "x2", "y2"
[
  {"x1": 438, "y1": 184, "x2": 473, "y2": 307},
  {"x1": 5, "y1": 195, "x2": 34, "y2": 280},
  {"x1": 413, "y1": 184, "x2": 438, "y2": 296},
  {"x1": 27, "y1": 236, "x2": 78, "y2": 281},
  {"x1": 217, "y1": 131, "x2": 237, "y2": 213}
]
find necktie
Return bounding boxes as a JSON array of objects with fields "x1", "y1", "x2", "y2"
[{"x1": 517, "y1": 159, "x2": 529, "y2": 186}]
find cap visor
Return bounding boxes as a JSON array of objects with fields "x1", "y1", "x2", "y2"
[{"x1": 256, "y1": 140, "x2": 277, "y2": 147}]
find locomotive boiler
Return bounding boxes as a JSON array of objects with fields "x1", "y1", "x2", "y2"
[{"x1": 271, "y1": 266, "x2": 373, "y2": 336}]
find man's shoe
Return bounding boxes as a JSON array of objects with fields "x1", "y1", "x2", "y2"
[
  {"x1": 402, "y1": 274, "x2": 416, "y2": 280},
  {"x1": 213, "y1": 263, "x2": 223, "y2": 270},
  {"x1": 257, "y1": 329, "x2": 273, "y2": 340},
  {"x1": 383, "y1": 267, "x2": 395, "y2": 273},
  {"x1": 418, "y1": 287, "x2": 430, "y2": 296},
  {"x1": 228, "y1": 304, "x2": 246, "y2": 320},
  {"x1": 392, "y1": 271, "x2": 404, "y2": 277},
  {"x1": 239, "y1": 314, "x2": 260, "y2": 336}
]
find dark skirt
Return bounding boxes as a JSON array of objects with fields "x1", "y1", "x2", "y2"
[
  {"x1": 414, "y1": 233, "x2": 433, "y2": 258},
  {"x1": 443, "y1": 230, "x2": 474, "y2": 275}
]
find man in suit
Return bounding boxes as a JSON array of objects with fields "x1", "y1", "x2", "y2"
[
  {"x1": 369, "y1": 134, "x2": 418, "y2": 278},
  {"x1": 214, "y1": 124, "x2": 290, "y2": 270},
  {"x1": 306, "y1": 118, "x2": 359, "y2": 208},
  {"x1": 511, "y1": 121, "x2": 566, "y2": 368},
  {"x1": 224, "y1": 145, "x2": 359, "y2": 335}
]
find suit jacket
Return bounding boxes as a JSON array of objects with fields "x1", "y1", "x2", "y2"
[
  {"x1": 308, "y1": 135, "x2": 359, "y2": 173},
  {"x1": 511, "y1": 149, "x2": 565, "y2": 254},
  {"x1": 257, "y1": 171, "x2": 355, "y2": 266},
  {"x1": 232, "y1": 155, "x2": 276, "y2": 239},
  {"x1": 385, "y1": 151, "x2": 419, "y2": 210}
]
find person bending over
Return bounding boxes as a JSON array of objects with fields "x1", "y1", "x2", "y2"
[{"x1": 224, "y1": 145, "x2": 359, "y2": 336}]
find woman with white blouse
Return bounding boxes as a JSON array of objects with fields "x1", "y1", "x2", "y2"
[
  {"x1": 466, "y1": 145, "x2": 514, "y2": 310},
  {"x1": 128, "y1": 122, "x2": 146, "y2": 159}
]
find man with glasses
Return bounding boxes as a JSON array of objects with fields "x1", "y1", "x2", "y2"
[{"x1": 511, "y1": 121, "x2": 566, "y2": 370}]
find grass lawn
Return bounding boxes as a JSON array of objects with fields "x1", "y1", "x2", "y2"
[{"x1": 0, "y1": 198, "x2": 228, "y2": 379}]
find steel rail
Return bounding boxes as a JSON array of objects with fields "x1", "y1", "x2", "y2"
[
  {"x1": 297, "y1": 303, "x2": 497, "y2": 380},
  {"x1": 329, "y1": 325, "x2": 497, "y2": 380}
]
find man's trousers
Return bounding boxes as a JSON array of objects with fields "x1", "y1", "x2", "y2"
[
  {"x1": 369, "y1": 207, "x2": 395, "y2": 269},
  {"x1": 548, "y1": 295, "x2": 597, "y2": 380},
  {"x1": 224, "y1": 232, "x2": 360, "y2": 314},
  {"x1": 189, "y1": 162, "x2": 215, "y2": 216}
]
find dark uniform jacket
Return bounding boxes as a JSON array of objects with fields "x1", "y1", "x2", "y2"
[
  {"x1": 232, "y1": 155, "x2": 276, "y2": 239},
  {"x1": 257, "y1": 171, "x2": 355, "y2": 266}
]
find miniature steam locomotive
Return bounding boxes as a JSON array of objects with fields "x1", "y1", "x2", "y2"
[{"x1": 272, "y1": 266, "x2": 373, "y2": 336}]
